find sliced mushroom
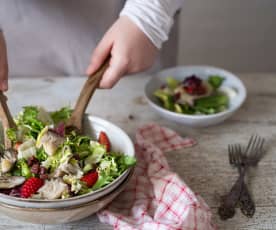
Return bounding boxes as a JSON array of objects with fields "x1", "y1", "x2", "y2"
[
  {"x1": 37, "y1": 178, "x2": 68, "y2": 199},
  {"x1": 0, "y1": 176, "x2": 25, "y2": 189},
  {"x1": 0, "y1": 149, "x2": 17, "y2": 173},
  {"x1": 17, "y1": 139, "x2": 36, "y2": 159},
  {"x1": 52, "y1": 161, "x2": 83, "y2": 179},
  {"x1": 37, "y1": 130, "x2": 64, "y2": 156},
  {"x1": 0, "y1": 159, "x2": 13, "y2": 174}
]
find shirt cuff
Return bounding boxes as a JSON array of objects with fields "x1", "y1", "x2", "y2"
[{"x1": 120, "y1": 0, "x2": 183, "y2": 49}]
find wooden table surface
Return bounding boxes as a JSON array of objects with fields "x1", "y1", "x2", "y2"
[{"x1": 1, "y1": 73, "x2": 276, "y2": 230}]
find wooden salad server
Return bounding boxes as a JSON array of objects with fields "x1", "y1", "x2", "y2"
[
  {"x1": 0, "y1": 93, "x2": 26, "y2": 187},
  {"x1": 0, "y1": 92, "x2": 16, "y2": 149},
  {"x1": 65, "y1": 56, "x2": 110, "y2": 134}
]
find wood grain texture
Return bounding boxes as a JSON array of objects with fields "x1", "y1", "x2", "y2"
[
  {"x1": 1, "y1": 73, "x2": 276, "y2": 229},
  {"x1": 0, "y1": 92, "x2": 16, "y2": 149},
  {"x1": 66, "y1": 57, "x2": 110, "y2": 132}
]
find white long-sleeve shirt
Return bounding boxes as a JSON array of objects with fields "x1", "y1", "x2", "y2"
[{"x1": 120, "y1": 0, "x2": 184, "y2": 49}]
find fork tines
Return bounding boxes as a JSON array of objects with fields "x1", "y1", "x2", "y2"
[
  {"x1": 228, "y1": 135, "x2": 265, "y2": 166},
  {"x1": 244, "y1": 135, "x2": 265, "y2": 160},
  {"x1": 228, "y1": 144, "x2": 242, "y2": 166}
]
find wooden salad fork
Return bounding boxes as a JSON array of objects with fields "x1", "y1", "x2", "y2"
[
  {"x1": 65, "y1": 56, "x2": 110, "y2": 134},
  {"x1": 0, "y1": 92, "x2": 16, "y2": 149}
]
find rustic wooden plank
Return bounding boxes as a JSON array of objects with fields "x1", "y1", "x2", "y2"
[
  {"x1": 0, "y1": 214, "x2": 45, "y2": 229},
  {"x1": 165, "y1": 123, "x2": 276, "y2": 209},
  {"x1": 44, "y1": 216, "x2": 112, "y2": 230},
  {"x1": 213, "y1": 207, "x2": 276, "y2": 230},
  {"x1": 0, "y1": 73, "x2": 275, "y2": 229}
]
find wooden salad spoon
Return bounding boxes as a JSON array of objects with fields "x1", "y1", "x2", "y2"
[
  {"x1": 0, "y1": 92, "x2": 16, "y2": 149},
  {"x1": 65, "y1": 56, "x2": 110, "y2": 134}
]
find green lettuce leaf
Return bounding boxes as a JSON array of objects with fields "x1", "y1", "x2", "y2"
[
  {"x1": 166, "y1": 77, "x2": 180, "y2": 90},
  {"x1": 13, "y1": 159, "x2": 32, "y2": 178},
  {"x1": 36, "y1": 148, "x2": 48, "y2": 162},
  {"x1": 50, "y1": 107, "x2": 72, "y2": 125},
  {"x1": 92, "y1": 171, "x2": 114, "y2": 190},
  {"x1": 15, "y1": 106, "x2": 45, "y2": 139},
  {"x1": 154, "y1": 89, "x2": 174, "y2": 111},
  {"x1": 6, "y1": 128, "x2": 17, "y2": 142},
  {"x1": 92, "y1": 153, "x2": 136, "y2": 190},
  {"x1": 194, "y1": 93, "x2": 229, "y2": 114},
  {"x1": 208, "y1": 75, "x2": 224, "y2": 89}
]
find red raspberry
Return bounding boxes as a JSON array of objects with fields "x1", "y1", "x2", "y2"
[
  {"x1": 80, "y1": 171, "x2": 98, "y2": 187},
  {"x1": 20, "y1": 177, "x2": 44, "y2": 198},
  {"x1": 98, "y1": 131, "x2": 111, "y2": 152}
]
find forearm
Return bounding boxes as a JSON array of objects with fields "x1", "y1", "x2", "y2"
[{"x1": 120, "y1": 0, "x2": 184, "y2": 49}]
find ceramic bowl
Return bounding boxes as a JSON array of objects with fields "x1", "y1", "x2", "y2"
[
  {"x1": 0, "y1": 115, "x2": 135, "y2": 223},
  {"x1": 145, "y1": 66, "x2": 247, "y2": 127},
  {"x1": 0, "y1": 168, "x2": 134, "y2": 224}
]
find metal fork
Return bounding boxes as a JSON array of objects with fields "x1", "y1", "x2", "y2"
[
  {"x1": 218, "y1": 135, "x2": 265, "y2": 220},
  {"x1": 239, "y1": 135, "x2": 265, "y2": 217},
  {"x1": 243, "y1": 135, "x2": 265, "y2": 166},
  {"x1": 218, "y1": 145, "x2": 245, "y2": 220},
  {"x1": 229, "y1": 144, "x2": 255, "y2": 218}
]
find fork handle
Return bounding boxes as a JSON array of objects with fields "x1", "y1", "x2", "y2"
[
  {"x1": 218, "y1": 168, "x2": 245, "y2": 220},
  {"x1": 236, "y1": 165, "x2": 256, "y2": 217},
  {"x1": 239, "y1": 180, "x2": 255, "y2": 217}
]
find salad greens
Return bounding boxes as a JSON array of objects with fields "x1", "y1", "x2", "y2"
[
  {"x1": 1, "y1": 106, "x2": 136, "y2": 199},
  {"x1": 7, "y1": 106, "x2": 72, "y2": 141},
  {"x1": 208, "y1": 75, "x2": 224, "y2": 89},
  {"x1": 14, "y1": 159, "x2": 32, "y2": 178},
  {"x1": 154, "y1": 75, "x2": 229, "y2": 115},
  {"x1": 50, "y1": 107, "x2": 72, "y2": 124}
]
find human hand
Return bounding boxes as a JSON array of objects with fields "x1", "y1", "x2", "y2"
[
  {"x1": 0, "y1": 31, "x2": 8, "y2": 91},
  {"x1": 86, "y1": 16, "x2": 158, "y2": 89}
]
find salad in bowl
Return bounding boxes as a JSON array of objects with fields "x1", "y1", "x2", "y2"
[
  {"x1": 0, "y1": 106, "x2": 136, "y2": 200},
  {"x1": 154, "y1": 75, "x2": 230, "y2": 115}
]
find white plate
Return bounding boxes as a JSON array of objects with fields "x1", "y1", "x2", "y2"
[
  {"x1": 0, "y1": 115, "x2": 135, "y2": 208},
  {"x1": 145, "y1": 66, "x2": 247, "y2": 127}
]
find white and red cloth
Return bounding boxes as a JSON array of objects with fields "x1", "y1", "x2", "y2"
[{"x1": 98, "y1": 124, "x2": 215, "y2": 230}]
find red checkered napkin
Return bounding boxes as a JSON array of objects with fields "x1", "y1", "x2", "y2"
[{"x1": 97, "y1": 124, "x2": 215, "y2": 230}]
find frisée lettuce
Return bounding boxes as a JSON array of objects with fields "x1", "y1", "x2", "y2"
[{"x1": 0, "y1": 106, "x2": 136, "y2": 200}]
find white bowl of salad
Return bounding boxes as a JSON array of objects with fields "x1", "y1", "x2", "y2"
[
  {"x1": 0, "y1": 106, "x2": 135, "y2": 223},
  {"x1": 145, "y1": 66, "x2": 246, "y2": 127}
]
